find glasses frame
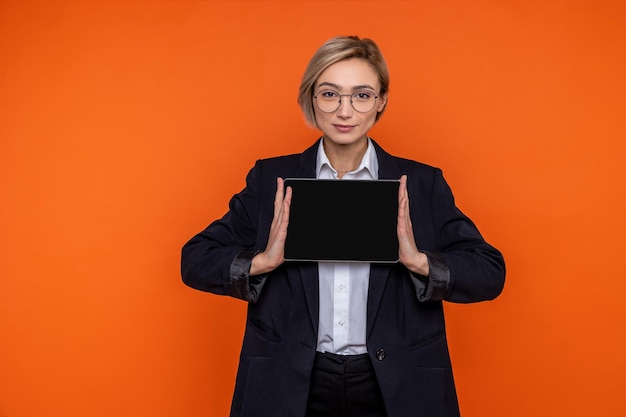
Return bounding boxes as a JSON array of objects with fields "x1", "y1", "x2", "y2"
[{"x1": 313, "y1": 89, "x2": 380, "y2": 113}]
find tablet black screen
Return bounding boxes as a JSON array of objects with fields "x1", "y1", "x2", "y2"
[{"x1": 284, "y1": 179, "x2": 399, "y2": 262}]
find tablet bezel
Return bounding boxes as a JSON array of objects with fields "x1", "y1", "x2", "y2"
[{"x1": 283, "y1": 178, "x2": 400, "y2": 263}]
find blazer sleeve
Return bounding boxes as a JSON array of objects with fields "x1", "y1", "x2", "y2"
[
  {"x1": 409, "y1": 168, "x2": 505, "y2": 304},
  {"x1": 180, "y1": 160, "x2": 269, "y2": 302}
]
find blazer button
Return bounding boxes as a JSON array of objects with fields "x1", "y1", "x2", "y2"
[{"x1": 375, "y1": 348, "x2": 386, "y2": 361}]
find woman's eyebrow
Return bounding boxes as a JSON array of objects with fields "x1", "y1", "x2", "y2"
[
  {"x1": 317, "y1": 82, "x2": 376, "y2": 91},
  {"x1": 317, "y1": 82, "x2": 341, "y2": 90}
]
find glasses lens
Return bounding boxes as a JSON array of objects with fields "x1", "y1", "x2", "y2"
[
  {"x1": 351, "y1": 90, "x2": 377, "y2": 113},
  {"x1": 316, "y1": 90, "x2": 340, "y2": 113}
]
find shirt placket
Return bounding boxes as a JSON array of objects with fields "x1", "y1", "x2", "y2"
[{"x1": 333, "y1": 263, "x2": 350, "y2": 353}]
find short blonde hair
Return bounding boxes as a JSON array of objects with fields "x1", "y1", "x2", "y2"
[{"x1": 298, "y1": 36, "x2": 390, "y2": 128}]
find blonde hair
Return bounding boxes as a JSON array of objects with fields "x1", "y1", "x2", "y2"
[{"x1": 298, "y1": 36, "x2": 390, "y2": 128}]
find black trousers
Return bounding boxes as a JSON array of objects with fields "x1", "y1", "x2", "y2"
[{"x1": 306, "y1": 352, "x2": 387, "y2": 417}]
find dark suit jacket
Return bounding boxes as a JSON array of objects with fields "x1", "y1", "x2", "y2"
[{"x1": 181, "y1": 139, "x2": 505, "y2": 417}]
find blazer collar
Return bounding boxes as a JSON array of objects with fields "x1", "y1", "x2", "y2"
[
  {"x1": 371, "y1": 138, "x2": 403, "y2": 180},
  {"x1": 295, "y1": 137, "x2": 402, "y2": 180},
  {"x1": 294, "y1": 139, "x2": 320, "y2": 178}
]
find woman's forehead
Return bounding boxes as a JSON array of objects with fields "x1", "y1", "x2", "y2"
[{"x1": 316, "y1": 59, "x2": 379, "y2": 90}]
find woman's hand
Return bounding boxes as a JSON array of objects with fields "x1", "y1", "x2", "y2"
[
  {"x1": 250, "y1": 177, "x2": 292, "y2": 275},
  {"x1": 397, "y1": 175, "x2": 430, "y2": 276}
]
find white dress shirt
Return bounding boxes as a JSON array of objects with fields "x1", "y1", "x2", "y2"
[{"x1": 315, "y1": 138, "x2": 379, "y2": 355}]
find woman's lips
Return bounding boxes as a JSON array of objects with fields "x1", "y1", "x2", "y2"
[{"x1": 333, "y1": 124, "x2": 355, "y2": 133}]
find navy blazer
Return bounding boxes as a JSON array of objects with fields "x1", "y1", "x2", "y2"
[{"x1": 181, "y1": 139, "x2": 505, "y2": 417}]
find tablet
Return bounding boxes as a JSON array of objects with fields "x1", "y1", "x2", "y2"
[{"x1": 283, "y1": 178, "x2": 400, "y2": 263}]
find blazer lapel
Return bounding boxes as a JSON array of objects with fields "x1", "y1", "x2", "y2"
[
  {"x1": 294, "y1": 138, "x2": 320, "y2": 178},
  {"x1": 367, "y1": 264, "x2": 393, "y2": 337},
  {"x1": 367, "y1": 139, "x2": 403, "y2": 336},
  {"x1": 372, "y1": 139, "x2": 402, "y2": 180},
  {"x1": 294, "y1": 139, "x2": 320, "y2": 333},
  {"x1": 297, "y1": 262, "x2": 320, "y2": 335}
]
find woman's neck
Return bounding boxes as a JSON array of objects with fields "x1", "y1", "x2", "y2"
[{"x1": 322, "y1": 137, "x2": 369, "y2": 177}]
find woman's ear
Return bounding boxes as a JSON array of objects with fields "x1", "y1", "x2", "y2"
[{"x1": 377, "y1": 93, "x2": 388, "y2": 112}]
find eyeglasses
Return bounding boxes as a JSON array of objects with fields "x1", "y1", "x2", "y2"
[{"x1": 314, "y1": 89, "x2": 379, "y2": 113}]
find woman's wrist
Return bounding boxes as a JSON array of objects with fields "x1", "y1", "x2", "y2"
[{"x1": 406, "y1": 252, "x2": 430, "y2": 277}]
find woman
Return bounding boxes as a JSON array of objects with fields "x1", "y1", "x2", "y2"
[{"x1": 181, "y1": 36, "x2": 505, "y2": 417}]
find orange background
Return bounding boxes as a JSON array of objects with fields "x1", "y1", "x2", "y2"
[{"x1": 1, "y1": 1, "x2": 625, "y2": 416}]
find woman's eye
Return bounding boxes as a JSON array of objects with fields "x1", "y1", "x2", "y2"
[
  {"x1": 320, "y1": 90, "x2": 339, "y2": 98},
  {"x1": 354, "y1": 91, "x2": 373, "y2": 99}
]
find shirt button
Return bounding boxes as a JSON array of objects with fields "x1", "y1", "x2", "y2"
[
  {"x1": 337, "y1": 320, "x2": 345, "y2": 327},
  {"x1": 375, "y1": 349, "x2": 386, "y2": 361},
  {"x1": 338, "y1": 284, "x2": 346, "y2": 291}
]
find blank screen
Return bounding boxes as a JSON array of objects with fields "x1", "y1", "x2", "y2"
[{"x1": 283, "y1": 179, "x2": 399, "y2": 262}]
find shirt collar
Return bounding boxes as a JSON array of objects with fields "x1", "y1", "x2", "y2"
[{"x1": 315, "y1": 138, "x2": 379, "y2": 180}]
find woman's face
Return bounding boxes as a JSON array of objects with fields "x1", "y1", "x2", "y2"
[{"x1": 313, "y1": 58, "x2": 387, "y2": 148}]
